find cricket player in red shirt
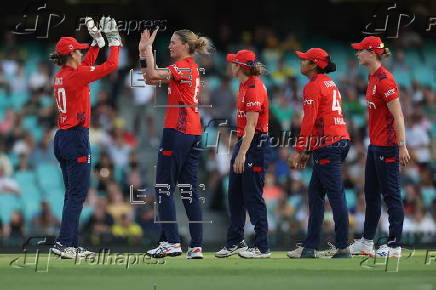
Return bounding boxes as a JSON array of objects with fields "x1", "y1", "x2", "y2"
[
  {"x1": 49, "y1": 17, "x2": 121, "y2": 259},
  {"x1": 349, "y1": 37, "x2": 410, "y2": 258},
  {"x1": 215, "y1": 50, "x2": 271, "y2": 259},
  {"x1": 138, "y1": 28, "x2": 212, "y2": 259},
  {"x1": 287, "y1": 48, "x2": 351, "y2": 258}
]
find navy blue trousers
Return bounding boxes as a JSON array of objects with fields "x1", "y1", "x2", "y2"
[
  {"x1": 155, "y1": 128, "x2": 203, "y2": 247},
  {"x1": 304, "y1": 140, "x2": 350, "y2": 250},
  {"x1": 54, "y1": 127, "x2": 91, "y2": 247},
  {"x1": 363, "y1": 145, "x2": 404, "y2": 247},
  {"x1": 226, "y1": 134, "x2": 271, "y2": 253}
]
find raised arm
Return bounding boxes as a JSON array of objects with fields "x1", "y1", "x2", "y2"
[
  {"x1": 81, "y1": 46, "x2": 100, "y2": 66},
  {"x1": 73, "y1": 46, "x2": 119, "y2": 86},
  {"x1": 138, "y1": 29, "x2": 171, "y2": 85},
  {"x1": 81, "y1": 16, "x2": 106, "y2": 66}
]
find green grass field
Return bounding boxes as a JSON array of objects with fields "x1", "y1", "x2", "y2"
[{"x1": 1, "y1": 251, "x2": 435, "y2": 290}]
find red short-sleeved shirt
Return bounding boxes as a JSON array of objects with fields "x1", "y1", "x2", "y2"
[
  {"x1": 365, "y1": 66, "x2": 399, "y2": 146},
  {"x1": 164, "y1": 56, "x2": 202, "y2": 135},
  {"x1": 295, "y1": 73, "x2": 350, "y2": 152},
  {"x1": 236, "y1": 76, "x2": 269, "y2": 137}
]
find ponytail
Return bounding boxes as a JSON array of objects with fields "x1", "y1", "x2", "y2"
[
  {"x1": 49, "y1": 51, "x2": 70, "y2": 66},
  {"x1": 242, "y1": 61, "x2": 267, "y2": 77},
  {"x1": 194, "y1": 36, "x2": 212, "y2": 55},
  {"x1": 376, "y1": 47, "x2": 391, "y2": 60},
  {"x1": 174, "y1": 29, "x2": 213, "y2": 55},
  {"x1": 314, "y1": 56, "x2": 337, "y2": 74}
]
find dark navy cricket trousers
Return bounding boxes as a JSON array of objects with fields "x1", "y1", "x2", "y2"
[
  {"x1": 155, "y1": 128, "x2": 203, "y2": 247},
  {"x1": 54, "y1": 126, "x2": 91, "y2": 247},
  {"x1": 363, "y1": 145, "x2": 403, "y2": 247},
  {"x1": 226, "y1": 134, "x2": 271, "y2": 253},
  {"x1": 304, "y1": 139, "x2": 350, "y2": 250}
]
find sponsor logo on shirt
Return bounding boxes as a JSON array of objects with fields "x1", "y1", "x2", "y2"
[
  {"x1": 384, "y1": 88, "x2": 395, "y2": 98},
  {"x1": 372, "y1": 85, "x2": 377, "y2": 95},
  {"x1": 246, "y1": 101, "x2": 261, "y2": 107},
  {"x1": 304, "y1": 99, "x2": 314, "y2": 105}
]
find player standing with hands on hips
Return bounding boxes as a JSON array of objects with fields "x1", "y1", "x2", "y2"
[
  {"x1": 49, "y1": 16, "x2": 121, "y2": 259},
  {"x1": 349, "y1": 37, "x2": 410, "y2": 258},
  {"x1": 138, "y1": 28, "x2": 212, "y2": 259},
  {"x1": 287, "y1": 48, "x2": 351, "y2": 258},
  {"x1": 215, "y1": 50, "x2": 271, "y2": 259}
]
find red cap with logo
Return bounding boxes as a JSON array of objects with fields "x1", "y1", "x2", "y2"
[
  {"x1": 351, "y1": 36, "x2": 385, "y2": 55},
  {"x1": 226, "y1": 50, "x2": 256, "y2": 70},
  {"x1": 295, "y1": 48, "x2": 330, "y2": 69},
  {"x1": 55, "y1": 37, "x2": 89, "y2": 55}
]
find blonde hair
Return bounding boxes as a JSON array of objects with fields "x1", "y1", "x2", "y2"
[
  {"x1": 174, "y1": 29, "x2": 213, "y2": 55},
  {"x1": 242, "y1": 61, "x2": 267, "y2": 77},
  {"x1": 376, "y1": 47, "x2": 391, "y2": 60}
]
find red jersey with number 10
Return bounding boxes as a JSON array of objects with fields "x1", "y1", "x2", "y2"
[
  {"x1": 365, "y1": 66, "x2": 399, "y2": 146},
  {"x1": 164, "y1": 56, "x2": 202, "y2": 135},
  {"x1": 236, "y1": 76, "x2": 269, "y2": 137},
  {"x1": 296, "y1": 73, "x2": 350, "y2": 152},
  {"x1": 53, "y1": 46, "x2": 119, "y2": 129}
]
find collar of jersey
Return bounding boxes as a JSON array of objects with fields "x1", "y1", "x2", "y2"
[
  {"x1": 369, "y1": 65, "x2": 384, "y2": 77},
  {"x1": 241, "y1": 75, "x2": 255, "y2": 86}
]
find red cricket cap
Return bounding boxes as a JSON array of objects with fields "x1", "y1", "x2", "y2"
[
  {"x1": 351, "y1": 36, "x2": 385, "y2": 55},
  {"x1": 295, "y1": 48, "x2": 330, "y2": 69},
  {"x1": 55, "y1": 37, "x2": 89, "y2": 55},
  {"x1": 226, "y1": 49, "x2": 256, "y2": 70}
]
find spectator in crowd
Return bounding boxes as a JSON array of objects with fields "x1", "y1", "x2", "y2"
[
  {"x1": 111, "y1": 213, "x2": 143, "y2": 244},
  {"x1": 32, "y1": 201, "x2": 59, "y2": 236}
]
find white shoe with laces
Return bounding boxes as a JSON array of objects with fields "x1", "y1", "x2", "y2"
[
  {"x1": 287, "y1": 243, "x2": 304, "y2": 258},
  {"x1": 317, "y1": 242, "x2": 337, "y2": 258},
  {"x1": 238, "y1": 247, "x2": 271, "y2": 259},
  {"x1": 215, "y1": 241, "x2": 248, "y2": 258},
  {"x1": 77, "y1": 247, "x2": 94, "y2": 258},
  {"x1": 375, "y1": 244, "x2": 401, "y2": 258},
  {"x1": 50, "y1": 242, "x2": 78, "y2": 259},
  {"x1": 349, "y1": 237, "x2": 375, "y2": 256},
  {"x1": 186, "y1": 247, "x2": 203, "y2": 259},
  {"x1": 147, "y1": 242, "x2": 182, "y2": 258}
]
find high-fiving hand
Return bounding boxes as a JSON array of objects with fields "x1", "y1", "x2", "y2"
[
  {"x1": 85, "y1": 17, "x2": 105, "y2": 48},
  {"x1": 100, "y1": 16, "x2": 122, "y2": 47},
  {"x1": 139, "y1": 28, "x2": 159, "y2": 54}
]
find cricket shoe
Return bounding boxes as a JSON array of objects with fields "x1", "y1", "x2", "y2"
[
  {"x1": 50, "y1": 242, "x2": 78, "y2": 259},
  {"x1": 215, "y1": 240, "x2": 248, "y2": 258},
  {"x1": 147, "y1": 242, "x2": 182, "y2": 258},
  {"x1": 238, "y1": 247, "x2": 271, "y2": 259},
  {"x1": 375, "y1": 244, "x2": 401, "y2": 258},
  {"x1": 317, "y1": 242, "x2": 337, "y2": 258},
  {"x1": 287, "y1": 243, "x2": 317, "y2": 258},
  {"x1": 349, "y1": 237, "x2": 375, "y2": 256},
  {"x1": 77, "y1": 246, "x2": 95, "y2": 258},
  {"x1": 186, "y1": 247, "x2": 203, "y2": 259}
]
